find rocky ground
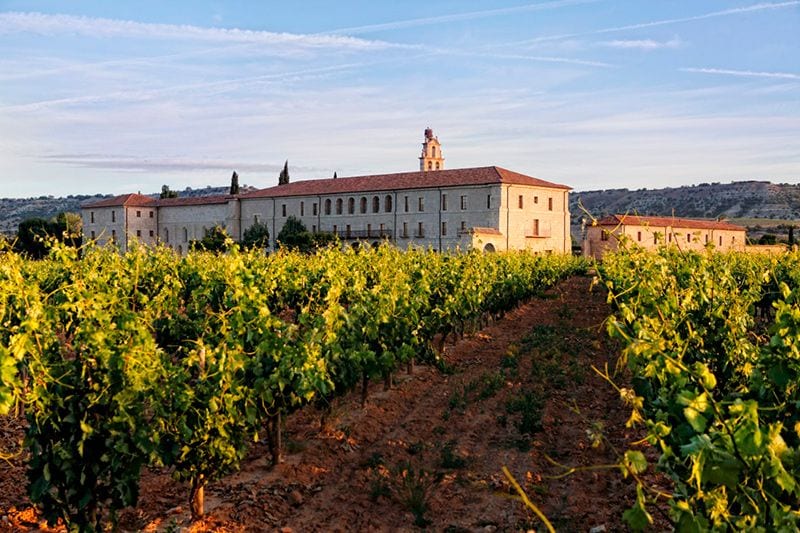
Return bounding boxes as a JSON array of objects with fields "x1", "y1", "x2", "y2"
[{"x1": 0, "y1": 275, "x2": 669, "y2": 532}]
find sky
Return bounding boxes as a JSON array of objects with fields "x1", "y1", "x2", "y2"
[{"x1": 0, "y1": 1, "x2": 798, "y2": 198}]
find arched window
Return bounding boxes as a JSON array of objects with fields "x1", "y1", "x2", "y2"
[
  {"x1": 360, "y1": 197, "x2": 367, "y2": 214},
  {"x1": 435, "y1": 162, "x2": 440, "y2": 170},
  {"x1": 336, "y1": 198, "x2": 343, "y2": 215},
  {"x1": 324, "y1": 199, "x2": 332, "y2": 215},
  {"x1": 428, "y1": 161, "x2": 432, "y2": 170},
  {"x1": 385, "y1": 195, "x2": 392, "y2": 213},
  {"x1": 432, "y1": 146, "x2": 436, "y2": 158},
  {"x1": 372, "y1": 196, "x2": 380, "y2": 213},
  {"x1": 348, "y1": 198, "x2": 355, "y2": 214}
]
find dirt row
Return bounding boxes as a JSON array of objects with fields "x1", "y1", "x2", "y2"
[{"x1": 1, "y1": 276, "x2": 662, "y2": 531}]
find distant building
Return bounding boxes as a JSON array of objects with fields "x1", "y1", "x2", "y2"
[
  {"x1": 583, "y1": 214, "x2": 747, "y2": 259},
  {"x1": 82, "y1": 129, "x2": 572, "y2": 254}
]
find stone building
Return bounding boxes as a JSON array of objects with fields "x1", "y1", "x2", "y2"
[
  {"x1": 82, "y1": 129, "x2": 572, "y2": 254},
  {"x1": 582, "y1": 214, "x2": 747, "y2": 259}
]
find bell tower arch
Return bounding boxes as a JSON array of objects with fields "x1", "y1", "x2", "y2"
[{"x1": 419, "y1": 127, "x2": 444, "y2": 171}]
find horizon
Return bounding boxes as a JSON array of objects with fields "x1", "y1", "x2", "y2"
[{"x1": 1, "y1": 1, "x2": 798, "y2": 198}]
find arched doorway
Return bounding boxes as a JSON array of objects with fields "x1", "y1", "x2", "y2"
[{"x1": 483, "y1": 243, "x2": 496, "y2": 253}]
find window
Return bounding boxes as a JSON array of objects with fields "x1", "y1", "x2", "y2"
[
  {"x1": 136, "y1": 210, "x2": 141, "y2": 218},
  {"x1": 282, "y1": 204, "x2": 287, "y2": 217},
  {"x1": 719, "y1": 236, "x2": 722, "y2": 246},
  {"x1": 442, "y1": 194, "x2": 448, "y2": 211},
  {"x1": 360, "y1": 197, "x2": 367, "y2": 214},
  {"x1": 346, "y1": 224, "x2": 352, "y2": 238},
  {"x1": 533, "y1": 219, "x2": 540, "y2": 236},
  {"x1": 705, "y1": 234, "x2": 709, "y2": 244},
  {"x1": 312, "y1": 224, "x2": 317, "y2": 233},
  {"x1": 403, "y1": 222, "x2": 408, "y2": 238},
  {"x1": 418, "y1": 197, "x2": 424, "y2": 212},
  {"x1": 732, "y1": 236, "x2": 736, "y2": 245},
  {"x1": 149, "y1": 211, "x2": 154, "y2": 218},
  {"x1": 404, "y1": 196, "x2": 409, "y2": 212},
  {"x1": 435, "y1": 162, "x2": 440, "y2": 170},
  {"x1": 313, "y1": 203, "x2": 318, "y2": 216},
  {"x1": 90, "y1": 211, "x2": 95, "y2": 223},
  {"x1": 417, "y1": 222, "x2": 425, "y2": 237},
  {"x1": 348, "y1": 198, "x2": 355, "y2": 214},
  {"x1": 300, "y1": 201, "x2": 305, "y2": 216},
  {"x1": 367, "y1": 223, "x2": 372, "y2": 237},
  {"x1": 164, "y1": 228, "x2": 169, "y2": 243},
  {"x1": 487, "y1": 194, "x2": 491, "y2": 209},
  {"x1": 637, "y1": 231, "x2": 642, "y2": 242},
  {"x1": 336, "y1": 198, "x2": 343, "y2": 215},
  {"x1": 687, "y1": 233, "x2": 691, "y2": 243},
  {"x1": 441, "y1": 221, "x2": 447, "y2": 236},
  {"x1": 534, "y1": 196, "x2": 539, "y2": 204},
  {"x1": 254, "y1": 214, "x2": 259, "y2": 224},
  {"x1": 325, "y1": 199, "x2": 331, "y2": 215},
  {"x1": 460, "y1": 221, "x2": 467, "y2": 232},
  {"x1": 90, "y1": 230, "x2": 95, "y2": 239},
  {"x1": 668, "y1": 233, "x2": 672, "y2": 243},
  {"x1": 111, "y1": 210, "x2": 116, "y2": 223},
  {"x1": 428, "y1": 161, "x2": 432, "y2": 170},
  {"x1": 385, "y1": 195, "x2": 392, "y2": 213},
  {"x1": 149, "y1": 230, "x2": 154, "y2": 237},
  {"x1": 460, "y1": 195, "x2": 467, "y2": 210},
  {"x1": 380, "y1": 223, "x2": 386, "y2": 234},
  {"x1": 601, "y1": 230, "x2": 609, "y2": 242},
  {"x1": 111, "y1": 229, "x2": 116, "y2": 243},
  {"x1": 183, "y1": 227, "x2": 188, "y2": 242},
  {"x1": 372, "y1": 196, "x2": 380, "y2": 213},
  {"x1": 333, "y1": 224, "x2": 338, "y2": 234},
  {"x1": 136, "y1": 229, "x2": 142, "y2": 237},
  {"x1": 518, "y1": 195, "x2": 524, "y2": 209},
  {"x1": 548, "y1": 197, "x2": 553, "y2": 211},
  {"x1": 432, "y1": 146, "x2": 436, "y2": 158}
]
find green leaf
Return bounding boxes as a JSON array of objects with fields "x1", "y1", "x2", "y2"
[{"x1": 624, "y1": 450, "x2": 648, "y2": 475}]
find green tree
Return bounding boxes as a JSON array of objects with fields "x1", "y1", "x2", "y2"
[
  {"x1": 278, "y1": 160, "x2": 290, "y2": 186},
  {"x1": 14, "y1": 213, "x2": 80, "y2": 259},
  {"x1": 241, "y1": 221, "x2": 270, "y2": 250},
  {"x1": 160, "y1": 185, "x2": 179, "y2": 199},
  {"x1": 230, "y1": 171, "x2": 240, "y2": 195},
  {"x1": 190, "y1": 226, "x2": 231, "y2": 252},
  {"x1": 276, "y1": 216, "x2": 311, "y2": 250}
]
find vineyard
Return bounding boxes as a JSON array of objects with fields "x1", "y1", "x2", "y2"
[{"x1": 0, "y1": 242, "x2": 588, "y2": 531}]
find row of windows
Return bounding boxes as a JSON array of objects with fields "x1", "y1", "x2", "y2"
[
  {"x1": 281, "y1": 194, "x2": 488, "y2": 218},
  {"x1": 601, "y1": 230, "x2": 736, "y2": 247},
  {"x1": 315, "y1": 220, "x2": 470, "y2": 239},
  {"x1": 89, "y1": 210, "x2": 154, "y2": 224},
  {"x1": 517, "y1": 195, "x2": 554, "y2": 211}
]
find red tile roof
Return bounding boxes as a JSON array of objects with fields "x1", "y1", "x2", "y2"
[
  {"x1": 596, "y1": 214, "x2": 745, "y2": 231},
  {"x1": 155, "y1": 195, "x2": 231, "y2": 207},
  {"x1": 241, "y1": 166, "x2": 570, "y2": 199},
  {"x1": 82, "y1": 193, "x2": 156, "y2": 208},
  {"x1": 470, "y1": 227, "x2": 503, "y2": 235}
]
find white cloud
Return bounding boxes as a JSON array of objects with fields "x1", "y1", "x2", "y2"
[
  {"x1": 681, "y1": 67, "x2": 800, "y2": 81},
  {"x1": 323, "y1": 0, "x2": 599, "y2": 34},
  {"x1": 601, "y1": 37, "x2": 682, "y2": 51},
  {"x1": 0, "y1": 11, "x2": 406, "y2": 50}
]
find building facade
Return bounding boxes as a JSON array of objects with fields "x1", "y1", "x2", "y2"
[
  {"x1": 582, "y1": 214, "x2": 747, "y2": 259},
  {"x1": 82, "y1": 130, "x2": 573, "y2": 254}
]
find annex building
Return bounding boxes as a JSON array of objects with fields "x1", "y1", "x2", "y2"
[
  {"x1": 582, "y1": 214, "x2": 747, "y2": 259},
  {"x1": 81, "y1": 129, "x2": 573, "y2": 254}
]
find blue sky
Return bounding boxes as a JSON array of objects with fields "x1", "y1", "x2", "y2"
[{"x1": 0, "y1": 1, "x2": 798, "y2": 198}]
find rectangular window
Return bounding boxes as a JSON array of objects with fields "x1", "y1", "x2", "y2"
[
  {"x1": 404, "y1": 196, "x2": 409, "y2": 212},
  {"x1": 111, "y1": 229, "x2": 116, "y2": 243},
  {"x1": 379, "y1": 223, "x2": 386, "y2": 234},
  {"x1": 460, "y1": 221, "x2": 466, "y2": 232},
  {"x1": 418, "y1": 197, "x2": 424, "y2": 212},
  {"x1": 533, "y1": 219, "x2": 540, "y2": 236},
  {"x1": 312, "y1": 224, "x2": 317, "y2": 233},
  {"x1": 417, "y1": 222, "x2": 424, "y2": 237},
  {"x1": 687, "y1": 233, "x2": 691, "y2": 243},
  {"x1": 313, "y1": 203, "x2": 318, "y2": 216},
  {"x1": 282, "y1": 204, "x2": 287, "y2": 217},
  {"x1": 149, "y1": 211, "x2": 154, "y2": 218},
  {"x1": 637, "y1": 231, "x2": 642, "y2": 242},
  {"x1": 601, "y1": 230, "x2": 608, "y2": 242},
  {"x1": 669, "y1": 233, "x2": 672, "y2": 243},
  {"x1": 518, "y1": 195, "x2": 524, "y2": 209},
  {"x1": 460, "y1": 195, "x2": 467, "y2": 210},
  {"x1": 90, "y1": 211, "x2": 95, "y2": 223},
  {"x1": 548, "y1": 197, "x2": 553, "y2": 211},
  {"x1": 705, "y1": 234, "x2": 709, "y2": 244},
  {"x1": 91, "y1": 230, "x2": 95, "y2": 239},
  {"x1": 300, "y1": 201, "x2": 305, "y2": 216},
  {"x1": 149, "y1": 230, "x2": 154, "y2": 237},
  {"x1": 346, "y1": 224, "x2": 351, "y2": 238},
  {"x1": 534, "y1": 196, "x2": 539, "y2": 204},
  {"x1": 403, "y1": 222, "x2": 408, "y2": 238},
  {"x1": 719, "y1": 236, "x2": 722, "y2": 246},
  {"x1": 136, "y1": 229, "x2": 141, "y2": 237},
  {"x1": 333, "y1": 224, "x2": 338, "y2": 234},
  {"x1": 136, "y1": 210, "x2": 141, "y2": 218},
  {"x1": 487, "y1": 194, "x2": 491, "y2": 209},
  {"x1": 111, "y1": 210, "x2": 116, "y2": 223},
  {"x1": 367, "y1": 223, "x2": 372, "y2": 237},
  {"x1": 441, "y1": 194, "x2": 448, "y2": 211},
  {"x1": 441, "y1": 221, "x2": 447, "y2": 236}
]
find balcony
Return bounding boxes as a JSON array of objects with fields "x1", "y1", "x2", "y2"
[{"x1": 332, "y1": 228, "x2": 393, "y2": 240}]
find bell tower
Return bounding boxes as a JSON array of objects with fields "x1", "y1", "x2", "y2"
[{"x1": 419, "y1": 127, "x2": 444, "y2": 171}]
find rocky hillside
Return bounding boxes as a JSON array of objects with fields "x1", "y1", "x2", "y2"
[
  {"x1": 570, "y1": 181, "x2": 800, "y2": 225},
  {"x1": 0, "y1": 185, "x2": 254, "y2": 236}
]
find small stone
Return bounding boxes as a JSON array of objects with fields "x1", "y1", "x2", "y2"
[
  {"x1": 589, "y1": 525, "x2": 607, "y2": 533},
  {"x1": 280, "y1": 527, "x2": 294, "y2": 533},
  {"x1": 289, "y1": 490, "x2": 303, "y2": 507}
]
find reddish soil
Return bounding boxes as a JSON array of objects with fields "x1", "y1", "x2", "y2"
[{"x1": 0, "y1": 275, "x2": 666, "y2": 531}]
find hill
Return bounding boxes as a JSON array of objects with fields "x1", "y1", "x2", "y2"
[{"x1": 0, "y1": 185, "x2": 255, "y2": 236}]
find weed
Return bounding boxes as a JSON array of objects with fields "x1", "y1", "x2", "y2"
[
  {"x1": 506, "y1": 391, "x2": 544, "y2": 435},
  {"x1": 369, "y1": 475, "x2": 392, "y2": 502},
  {"x1": 407, "y1": 440, "x2": 425, "y2": 455},
  {"x1": 393, "y1": 461, "x2": 442, "y2": 527},
  {"x1": 476, "y1": 371, "x2": 504, "y2": 400},
  {"x1": 362, "y1": 452, "x2": 384, "y2": 469},
  {"x1": 439, "y1": 440, "x2": 468, "y2": 469}
]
